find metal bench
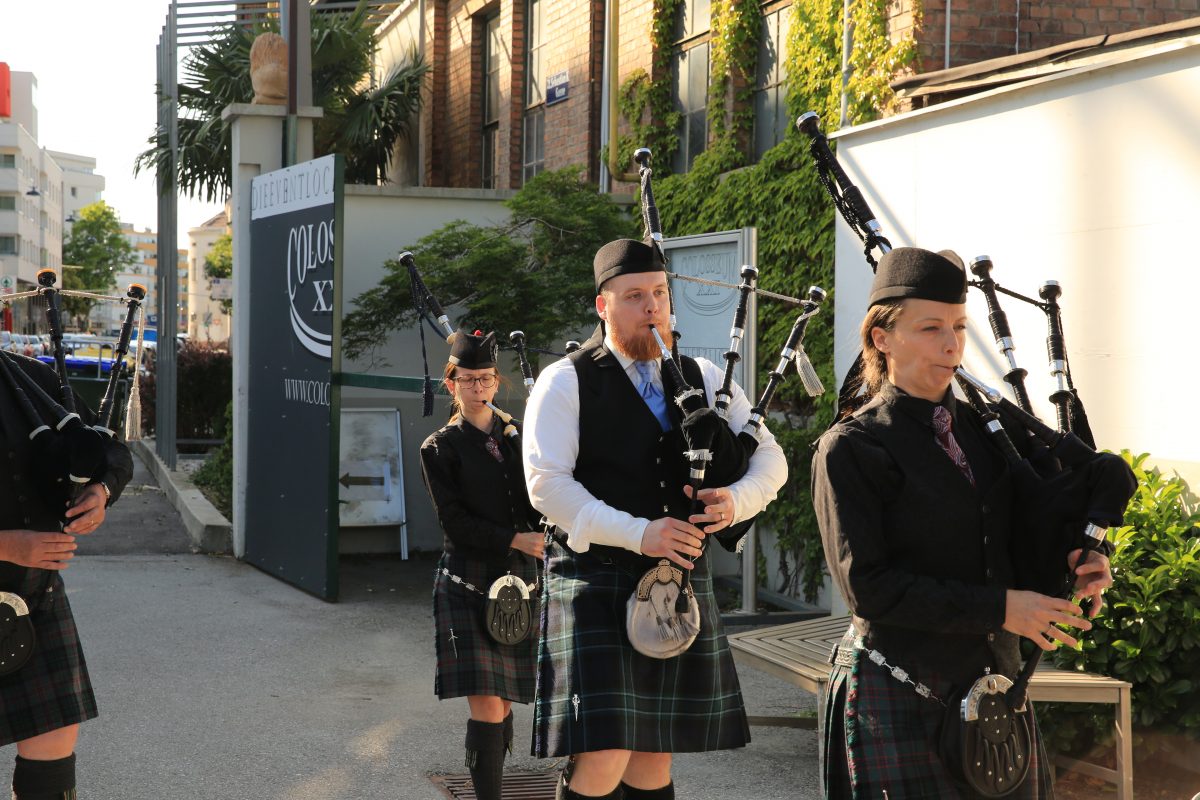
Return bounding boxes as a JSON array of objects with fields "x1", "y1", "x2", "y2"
[{"x1": 728, "y1": 614, "x2": 1133, "y2": 799}]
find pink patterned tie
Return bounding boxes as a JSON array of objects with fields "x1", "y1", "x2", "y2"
[{"x1": 933, "y1": 406, "x2": 975, "y2": 486}]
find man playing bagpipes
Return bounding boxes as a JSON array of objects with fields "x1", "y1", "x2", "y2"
[{"x1": 522, "y1": 239, "x2": 788, "y2": 799}]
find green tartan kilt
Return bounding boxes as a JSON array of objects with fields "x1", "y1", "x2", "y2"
[
  {"x1": 433, "y1": 552, "x2": 540, "y2": 704},
  {"x1": 532, "y1": 539, "x2": 749, "y2": 757},
  {"x1": 823, "y1": 641, "x2": 1056, "y2": 799},
  {"x1": 0, "y1": 571, "x2": 97, "y2": 747}
]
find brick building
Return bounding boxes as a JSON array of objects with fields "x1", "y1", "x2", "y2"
[
  {"x1": 891, "y1": 0, "x2": 1200, "y2": 77},
  {"x1": 373, "y1": 0, "x2": 1198, "y2": 191}
]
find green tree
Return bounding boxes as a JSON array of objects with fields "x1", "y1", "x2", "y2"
[
  {"x1": 136, "y1": 1, "x2": 428, "y2": 201},
  {"x1": 204, "y1": 233, "x2": 233, "y2": 313},
  {"x1": 61, "y1": 201, "x2": 136, "y2": 329},
  {"x1": 343, "y1": 166, "x2": 636, "y2": 364}
]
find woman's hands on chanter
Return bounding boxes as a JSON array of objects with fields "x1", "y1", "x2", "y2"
[
  {"x1": 1003, "y1": 548, "x2": 1113, "y2": 651},
  {"x1": 510, "y1": 531, "x2": 545, "y2": 560}
]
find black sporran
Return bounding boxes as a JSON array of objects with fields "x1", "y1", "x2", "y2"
[
  {"x1": 0, "y1": 591, "x2": 35, "y2": 677},
  {"x1": 484, "y1": 574, "x2": 533, "y2": 645},
  {"x1": 939, "y1": 671, "x2": 1033, "y2": 797}
]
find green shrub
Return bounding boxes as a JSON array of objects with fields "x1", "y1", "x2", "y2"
[
  {"x1": 139, "y1": 341, "x2": 232, "y2": 447},
  {"x1": 1039, "y1": 451, "x2": 1200, "y2": 759},
  {"x1": 192, "y1": 400, "x2": 233, "y2": 520}
]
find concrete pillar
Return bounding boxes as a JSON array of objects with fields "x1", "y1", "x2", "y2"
[{"x1": 221, "y1": 103, "x2": 322, "y2": 556}]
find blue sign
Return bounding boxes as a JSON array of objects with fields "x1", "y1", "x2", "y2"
[{"x1": 547, "y1": 71, "x2": 568, "y2": 106}]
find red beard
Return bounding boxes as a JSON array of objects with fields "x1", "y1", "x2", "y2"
[{"x1": 610, "y1": 322, "x2": 666, "y2": 362}]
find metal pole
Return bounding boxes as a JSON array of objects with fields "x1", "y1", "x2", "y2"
[{"x1": 156, "y1": 2, "x2": 179, "y2": 469}]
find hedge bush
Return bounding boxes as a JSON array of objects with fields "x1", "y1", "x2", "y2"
[
  {"x1": 1039, "y1": 451, "x2": 1200, "y2": 760},
  {"x1": 139, "y1": 341, "x2": 232, "y2": 446}
]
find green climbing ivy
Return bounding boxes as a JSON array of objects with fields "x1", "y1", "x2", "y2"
[{"x1": 644, "y1": 0, "x2": 918, "y2": 602}]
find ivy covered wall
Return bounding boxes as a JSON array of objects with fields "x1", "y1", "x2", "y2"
[{"x1": 617, "y1": 0, "x2": 918, "y2": 600}]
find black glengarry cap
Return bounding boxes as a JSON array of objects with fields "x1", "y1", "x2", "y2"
[
  {"x1": 593, "y1": 238, "x2": 664, "y2": 291},
  {"x1": 448, "y1": 330, "x2": 497, "y2": 369},
  {"x1": 869, "y1": 247, "x2": 967, "y2": 306}
]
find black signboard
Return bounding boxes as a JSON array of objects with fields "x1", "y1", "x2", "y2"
[{"x1": 246, "y1": 154, "x2": 343, "y2": 600}]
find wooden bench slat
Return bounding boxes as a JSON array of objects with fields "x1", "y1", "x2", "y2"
[{"x1": 728, "y1": 613, "x2": 1133, "y2": 800}]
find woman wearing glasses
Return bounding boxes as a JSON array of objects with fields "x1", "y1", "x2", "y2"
[{"x1": 420, "y1": 330, "x2": 543, "y2": 800}]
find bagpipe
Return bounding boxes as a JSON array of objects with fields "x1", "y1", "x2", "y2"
[
  {"x1": 798, "y1": 111, "x2": 1136, "y2": 795},
  {"x1": 402, "y1": 252, "x2": 576, "y2": 437},
  {"x1": 0, "y1": 270, "x2": 147, "y2": 521}
]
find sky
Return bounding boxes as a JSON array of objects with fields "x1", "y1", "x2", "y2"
[{"x1": 2, "y1": 1, "x2": 225, "y2": 245}]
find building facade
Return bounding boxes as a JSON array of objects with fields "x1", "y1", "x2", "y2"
[
  {"x1": 89, "y1": 223, "x2": 188, "y2": 336},
  {"x1": 1, "y1": 66, "x2": 106, "y2": 333},
  {"x1": 371, "y1": 1, "x2": 1198, "y2": 193},
  {"x1": 186, "y1": 210, "x2": 231, "y2": 344}
]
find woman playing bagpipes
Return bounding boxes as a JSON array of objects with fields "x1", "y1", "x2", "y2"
[
  {"x1": 419, "y1": 330, "x2": 543, "y2": 800},
  {"x1": 812, "y1": 248, "x2": 1116, "y2": 799},
  {"x1": 0, "y1": 351, "x2": 133, "y2": 800}
]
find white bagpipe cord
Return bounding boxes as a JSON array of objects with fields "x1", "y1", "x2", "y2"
[{"x1": 124, "y1": 304, "x2": 146, "y2": 441}]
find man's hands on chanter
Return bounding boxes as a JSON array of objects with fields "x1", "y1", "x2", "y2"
[
  {"x1": 641, "y1": 518, "x2": 706, "y2": 569},
  {"x1": 63, "y1": 483, "x2": 108, "y2": 535},
  {"x1": 0, "y1": 530, "x2": 78, "y2": 570},
  {"x1": 683, "y1": 485, "x2": 735, "y2": 533}
]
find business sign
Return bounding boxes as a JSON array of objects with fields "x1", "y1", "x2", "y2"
[
  {"x1": 209, "y1": 277, "x2": 232, "y2": 300},
  {"x1": 547, "y1": 70, "x2": 569, "y2": 105},
  {"x1": 246, "y1": 154, "x2": 344, "y2": 600},
  {"x1": 661, "y1": 228, "x2": 757, "y2": 396}
]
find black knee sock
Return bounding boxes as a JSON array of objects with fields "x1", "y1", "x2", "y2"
[
  {"x1": 464, "y1": 719, "x2": 507, "y2": 800},
  {"x1": 502, "y1": 711, "x2": 514, "y2": 755},
  {"x1": 556, "y1": 762, "x2": 625, "y2": 800},
  {"x1": 619, "y1": 780, "x2": 674, "y2": 799},
  {"x1": 559, "y1": 785, "x2": 624, "y2": 800},
  {"x1": 11, "y1": 754, "x2": 76, "y2": 800}
]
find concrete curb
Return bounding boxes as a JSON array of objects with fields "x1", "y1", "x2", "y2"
[{"x1": 129, "y1": 439, "x2": 233, "y2": 554}]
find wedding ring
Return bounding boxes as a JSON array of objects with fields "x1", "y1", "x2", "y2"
[{"x1": 718, "y1": 511, "x2": 725, "y2": 521}]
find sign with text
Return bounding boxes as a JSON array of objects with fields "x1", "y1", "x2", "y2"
[
  {"x1": 547, "y1": 70, "x2": 569, "y2": 105},
  {"x1": 246, "y1": 154, "x2": 343, "y2": 600},
  {"x1": 661, "y1": 228, "x2": 757, "y2": 396}
]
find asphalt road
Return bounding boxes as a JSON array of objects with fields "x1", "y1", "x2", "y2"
[{"x1": 45, "y1": 454, "x2": 824, "y2": 799}]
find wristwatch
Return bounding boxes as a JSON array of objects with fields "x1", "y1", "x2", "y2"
[{"x1": 97, "y1": 481, "x2": 112, "y2": 506}]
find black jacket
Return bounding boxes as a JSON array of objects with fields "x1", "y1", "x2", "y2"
[
  {"x1": 812, "y1": 383, "x2": 1022, "y2": 682},
  {"x1": 420, "y1": 414, "x2": 540, "y2": 571},
  {"x1": 0, "y1": 353, "x2": 135, "y2": 594}
]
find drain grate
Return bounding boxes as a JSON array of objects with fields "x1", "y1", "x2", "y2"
[{"x1": 430, "y1": 769, "x2": 559, "y2": 800}]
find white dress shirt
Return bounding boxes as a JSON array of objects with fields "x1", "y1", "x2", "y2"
[{"x1": 523, "y1": 332, "x2": 788, "y2": 554}]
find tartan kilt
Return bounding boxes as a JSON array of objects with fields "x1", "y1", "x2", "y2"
[
  {"x1": 433, "y1": 552, "x2": 539, "y2": 704},
  {"x1": 0, "y1": 571, "x2": 97, "y2": 747},
  {"x1": 532, "y1": 539, "x2": 749, "y2": 757},
  {"x1": 823, "y1": 638, "x2": 1055, "y2": 800}
]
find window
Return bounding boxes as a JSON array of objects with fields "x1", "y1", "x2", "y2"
[
  {"x1": 0, "y1": 154, "x2": 14, "y2": 169},
  {"x1": 0, "y1": 196, "x2": 14, "y2": 211},
  {"x1": 671, "y1": 0, "x2": 711, "y2": 173},
  {"x1": 70, "y1": 186, "x2": 77, "y2": 198},
  {"x1": 755, "y1": 4, "x2": 791, "y2": 160},
  {"x1": 522, "y1": 0, "x2": 546, "y2": 183},
  {"x1": 481, "y1": 14, "x2": 502, "y2": 189},
  {"x1": 0, "y1": 236, "x2": 16, "y2": 255}
]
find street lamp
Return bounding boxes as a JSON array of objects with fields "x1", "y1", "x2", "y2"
[{"x1": 25, "y1": 184, "x2": 40, "y2": 197}]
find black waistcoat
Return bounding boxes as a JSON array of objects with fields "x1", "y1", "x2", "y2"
[{"x1": 570, "y1": 338, "x2": 709, "y2": 574}]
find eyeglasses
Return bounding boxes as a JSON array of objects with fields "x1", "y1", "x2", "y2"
[{"x1": 452, "y1": 374, "x2": 498, "y2": 388}]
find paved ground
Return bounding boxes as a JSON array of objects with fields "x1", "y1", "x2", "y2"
[{"x1": 30, "y1": 454, "x2": 824, "y2": 799}]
